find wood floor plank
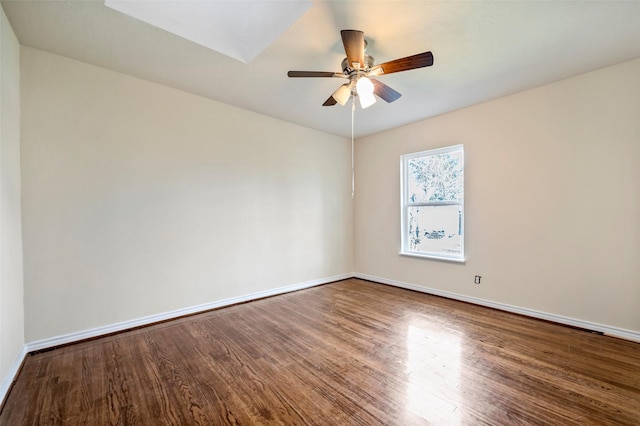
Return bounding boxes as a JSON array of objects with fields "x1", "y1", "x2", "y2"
[{"x1": 2, "y1": 278, "x2": 639, "y2": 425}]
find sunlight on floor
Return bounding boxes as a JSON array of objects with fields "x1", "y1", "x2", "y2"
[{"x1": 405, "y1": 321, "x2": 462, "y2": 424}]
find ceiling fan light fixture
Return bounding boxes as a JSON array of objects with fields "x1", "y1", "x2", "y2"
[
  {"x1": 332, "y1": 83, "x2": 352, "y2": 106},
  {"x1": 287, "y1": 30, "x2": 434, "y2": 109},
  {"x1": 356, "y1": 76, "x2": 376, "y2": 109}
]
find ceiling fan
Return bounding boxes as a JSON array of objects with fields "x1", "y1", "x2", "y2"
[{"x1": 287, "y1": 30, "x2": 434, "y2": 109}]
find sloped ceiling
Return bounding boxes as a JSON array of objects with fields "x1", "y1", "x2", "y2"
[
  {"x1": 3, "y1": 0, "x2": 640, "y2": 138},
  {"x1": 103, "y1": 1, "x2": 312, "y2": 64}
]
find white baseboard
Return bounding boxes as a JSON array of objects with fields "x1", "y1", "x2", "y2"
[
  {"x1": 354, "y1": 272, "x2": 640, "y2": 343},
  {"x1": 26, "y1": 273, "x2": 352, "y2": 353},
  {"x1": 9, "y1": 270, "x2": 637, "y2": 406},
  {"x1": 0, "y1": 344, "x2": 28, "y2": 408}
]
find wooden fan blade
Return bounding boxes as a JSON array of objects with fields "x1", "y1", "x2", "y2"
[
  {"x1": 340, "y1": 30, "x2": 365, "y2": 68},
  {"x1": 371, "y1": 79, "x2": 402, "y2": 103},
  {"x1": 373, "y1": 51, "x2": 433, "y2": 75},
  {"x1": 288, "y1": 71, "x2": 337, "y2": 78},
  {"x1": 323, "y1": 96, "x2": 338, "y2": 106}
]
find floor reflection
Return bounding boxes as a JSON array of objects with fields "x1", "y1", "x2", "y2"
[{"x1": 405, "y1": 319, "x2": 462, "y2": 424}]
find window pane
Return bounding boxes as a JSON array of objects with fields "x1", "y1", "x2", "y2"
[
  {"x1": 407, "y1": 205, "x2": 462, "y2": 255},
  {"x1": 407, "y1": 150, "x2": 463, "y2": 203}
]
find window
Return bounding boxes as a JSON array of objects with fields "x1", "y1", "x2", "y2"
[{"x1": 400, "y1": 145, "x2": 464, "y2": 262}]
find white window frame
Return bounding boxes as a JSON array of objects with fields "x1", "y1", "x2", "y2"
[{"x1": 400, "y1": 144, "x2": 465, "y2": 262}]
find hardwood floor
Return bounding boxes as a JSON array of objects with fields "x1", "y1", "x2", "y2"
[{"x1": 2, "y1": 278, "x2": 639, "y2": 425}]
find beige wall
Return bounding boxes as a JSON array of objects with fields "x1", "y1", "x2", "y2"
[
  {"x1": 355, "y1": 58, "x2": 640, "y2": 332},
  {"x1": 0, "y1": 6, "x2": 24, "y2": 386},
  {"x1": 21, "y1": 47, "x2": 353, "y2": 341},
  {"x1": 16, "y1": 45, "x2": 640, "y2": 342}
]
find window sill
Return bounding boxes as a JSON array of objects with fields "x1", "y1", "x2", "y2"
[{"x1": 399, "y1": 251, "x2": 466, "y2": 264}]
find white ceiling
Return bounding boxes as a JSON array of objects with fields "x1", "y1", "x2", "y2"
[{"x1": 3, "y1": 0, "x2": 640, "y2": 139}]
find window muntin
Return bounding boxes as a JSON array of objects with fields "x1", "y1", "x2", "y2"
[{"x1": 401, "y1": 145, "x2": 464, "y2": 261}]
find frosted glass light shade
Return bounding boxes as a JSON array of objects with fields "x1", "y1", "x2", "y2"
[
  {"x1": 356, "y1": 77, "x2": 376, "y2": 109},
  {"x1": 332, "y1": 84, "x2": 351, "y2": 106}
]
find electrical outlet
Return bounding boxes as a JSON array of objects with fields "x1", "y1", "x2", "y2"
[{"x1": 474, "y1": 275, "x2": 481, "y2": 284}]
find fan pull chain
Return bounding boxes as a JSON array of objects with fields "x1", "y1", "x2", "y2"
[{"x1": 351, "y1": 96, "x2": 355, "y2": 199}]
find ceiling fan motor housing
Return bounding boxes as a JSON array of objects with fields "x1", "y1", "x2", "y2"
[{"x1": 342, "y1": 55, "x2": 374, "y2": 75}]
